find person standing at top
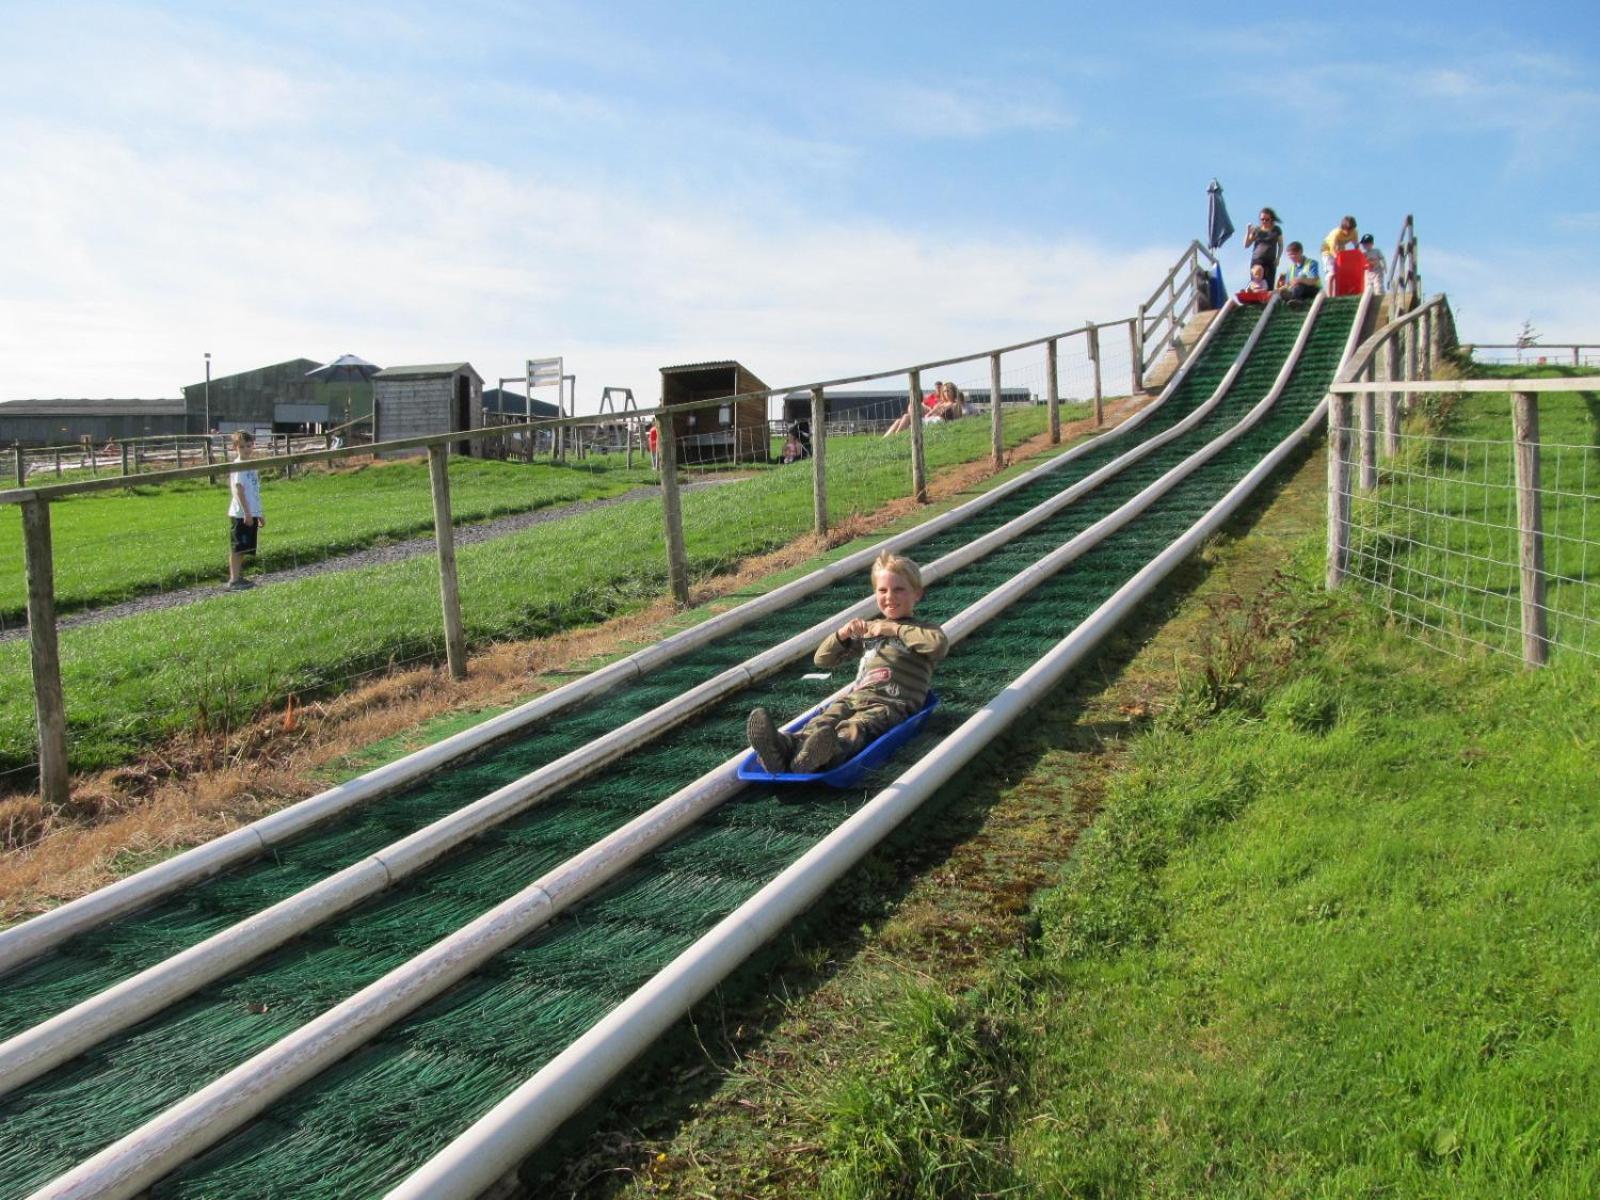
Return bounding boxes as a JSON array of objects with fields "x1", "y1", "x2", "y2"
[
  {"x1": 1359, "y1": 233, "x2": 1387, "y2": 294},
  {"x1": 1321, "y1": 215, "x2": 1359, "y2": 294},
  {"x1": 1243, "y1": 207, "x2": 1284, "y2": 293},
  {"x1": 226, "y1": 431, "x2": 264, "y2": 590}
]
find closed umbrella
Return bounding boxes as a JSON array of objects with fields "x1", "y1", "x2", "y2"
[
  {"x1": 1206, "y1": 178, "x2": 1234, "y2": 249},
  {"x1": 1205, "y1": 179, "x2": 1234, "y2": 306}
]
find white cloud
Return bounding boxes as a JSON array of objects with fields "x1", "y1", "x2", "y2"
[
  {"x1": 0, "y1": 114, "x2": 1167, "y2": 406},
  {"x1": 867, "y1": 83, "x2": 1076, "y2": 140}
]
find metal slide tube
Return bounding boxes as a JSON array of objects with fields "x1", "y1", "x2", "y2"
[
  {"x1": 0, "y1": 338, "x2": 1206, "y2": 976},
  {"x1": 0, "y1": 305, "x2": 1249, "y2": 1091},
  {"x1": 24, "y1": 301, "x2": 1296, "y2": 1200},
  {"x1": 386, "y1": 319, "x2": 1362, "y2": 1200}
]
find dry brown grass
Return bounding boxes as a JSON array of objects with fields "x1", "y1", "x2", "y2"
[{"x1": 0, "y1": 399, "x2": 1146, "y2": 924}]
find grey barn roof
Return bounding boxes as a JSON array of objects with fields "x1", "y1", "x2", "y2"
[{"x1": 0, "y1": 397, "x2": 185, "y2": 416}]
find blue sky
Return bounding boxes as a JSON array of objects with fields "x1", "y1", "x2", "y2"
[{"x1": 3, "y1": 0, "x2": 1597, "y2": 405}]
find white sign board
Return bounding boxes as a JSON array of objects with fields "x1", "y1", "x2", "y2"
[{"x1": 526, "y1": 356, "x2": 564, "y2": 389}]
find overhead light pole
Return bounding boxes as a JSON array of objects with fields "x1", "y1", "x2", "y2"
[{"x1": 204, "y1": 351, "x2": 212, "y2": 434}]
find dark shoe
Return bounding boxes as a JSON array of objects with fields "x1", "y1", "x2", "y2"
[
  {"x1": 227, "y1": 578, "x2": 255, "y2": 591},
  {"x1": 790, "y1": 724, "x2": 839, "y2": 774},
  {"x1": 747, "y1": 708, "x2": 794, "y2": 773}
]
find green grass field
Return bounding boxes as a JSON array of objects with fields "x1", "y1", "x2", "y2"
[
  {"x1": 0, "y1": 408, "x2": 1062, "y2": 777},
  {"x1": 0, "y1": 456, "x2": 657, "y2": 624},
  {"x1": 802, "y1": 402, "x2": 1600, "y2": 1197}
]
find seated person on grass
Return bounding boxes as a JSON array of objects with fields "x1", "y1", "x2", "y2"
[{"x1": 747, "y1": 551, "x2": 949, "y2": 774}]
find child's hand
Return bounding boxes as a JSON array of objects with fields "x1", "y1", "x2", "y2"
[
  {"x1": 864, "y1": 619, "x2": 901, "y2": 639},
  {"x1": 839, "y1": 618, "x2": 869, "y2": 641}
]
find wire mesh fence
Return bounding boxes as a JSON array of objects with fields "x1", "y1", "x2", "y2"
[{"x1": 1338, "y1": 388, "x2": 1599, "y2": 665}]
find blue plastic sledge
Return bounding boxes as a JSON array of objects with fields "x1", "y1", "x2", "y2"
[{"x1": 736, "y1": 693, "x2": 940, "y2": 789}]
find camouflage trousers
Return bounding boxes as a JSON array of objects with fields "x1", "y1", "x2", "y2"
[{"x1": 802, "y1": 692, "x2": 918, "y2": 767}]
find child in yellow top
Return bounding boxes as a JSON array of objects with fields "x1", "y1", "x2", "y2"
[{"x1": 748, "y1": 551, "x2": 949, "y2": 774}]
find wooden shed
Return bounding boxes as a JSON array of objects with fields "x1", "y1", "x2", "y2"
[
  {"x1": 372, "y1": 363, "x2": 484, "y2": 455},
  {"x1": 659, "y1": 361, "x2": 771, "y2": 465}
]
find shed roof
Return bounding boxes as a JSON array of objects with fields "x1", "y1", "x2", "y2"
[
  {"x1": 660, "y1": 360, "x2": 742, "y2": 374},
  {"x1": 374, "y1": 362, "x2": 484, "y2": 383}
]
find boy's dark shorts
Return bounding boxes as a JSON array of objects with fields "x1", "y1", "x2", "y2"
[{"x1": 230, "y1": 517, "x2": 259, "y2": 556}]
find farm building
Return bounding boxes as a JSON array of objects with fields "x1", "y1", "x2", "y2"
[
  {"x1": 659, "y1": 361, "x2": 771, "y2": 465},
  {"x1": 481, "y1": 388, "x2": 561, "y2": 420},
  {"x1": 372, "y1": 363, "x2": 484, "y2": 455},
  {"x1": 0, "y1": 397, "x2": 187, "y2": 448},
  {"x1": 180, "y1": 358, "x2": 374, "y2": 435}
]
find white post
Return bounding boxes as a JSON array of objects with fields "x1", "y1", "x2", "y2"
[
  {"x1": 1512, "y1": 392, "x2": 1548, "y2": 667},
  {"x1": 1327, "y1": 393, "x2": 1352, "y2": 589}
]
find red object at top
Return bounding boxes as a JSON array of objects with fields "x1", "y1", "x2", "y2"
[
  {"x1": 922, "y1": 392, "x2": 940, "y2": 410},
  {"x1": 648, "y1": 425, "x2": 659, "y2": 450},
  {"x1": 1333, "y1": 249, "x2": 1365, "y2": 297},
  {"x1": 1236, "y1": 290, "x2": 1271, "y2": 305}
]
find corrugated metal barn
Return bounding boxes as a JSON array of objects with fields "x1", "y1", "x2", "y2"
[
  {"x1": 180, "y1": 359, "x2": 374, "y2": 434},
  {"x1": 0, "y1": 398, "x2": 187, "y2": 447},
  {"x1": 659, "y1": 361, "x2": 770, "y2": 465},
  {"x1": 373, "y1": 363, "x2": 484, "y2": 455}
]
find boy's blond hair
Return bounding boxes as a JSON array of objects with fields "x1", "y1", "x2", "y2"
[{"x1": 872, "y1": 550, "x2": 923, "y2": 592}]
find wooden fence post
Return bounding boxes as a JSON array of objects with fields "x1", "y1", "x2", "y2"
[
  {"x1": 1326, "y1": 393, "x2": 1353, "y2": 589},
  {"x1": 1087, "y1": 323, "x2": 1103, "y2": 427},
  {"x1": 21, "y1": 497, "x2": 70, "y2": 806},
  {"x1": 86, "y1": 437, "x2": 98, "y2": 478},
  {"x1": 1383, "y1": 335, "x2": 1402, "y2": 458},
  {"x1": 1405, "y1": 323, "x2": 1420, "y2": 410},
  {"x1": 427, "y1": 444, "x2": 467, "y2": 680},
  {"x1": 204, "y1": 436, "x2": 217, "y2": 485},
  {"x1": 1130, "y1": 312, "x2": 1144, "y2": 394},
  {"x1": 907, "y1": 368, "x2": 927, "y2": 504},
  {"x1": 120, "y1": 442, "x2": 130, "y2": 477},
  {"x1": 659, "y1": 412, "x2": 690, "y2": 606},
  {"x1": 811, "y1": 386, "x2": 828, "y2": 537},
  {"x1": 989, "y1": 352, "x2": 1004, "y2": 471},
  {"x1": 14, "y1": 445, "x2": 24, "y2": 485},
  {"x1": 1358, "y1": 365, "x2": 1377, "y2": 491},
  {"x1": 53, "y1": 450, "x2": 62, "y2": 478},
  {"x1": 1045, "y1": 338, "x2": 1060, "y2": 444},
  {"x1": 1511, "y1": 392, "x2": 1549, "y2": 667}
]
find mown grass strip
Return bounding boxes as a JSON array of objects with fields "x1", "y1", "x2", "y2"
[{"x1": 0, "y1": 457, "x2": 658, "y2": 624}]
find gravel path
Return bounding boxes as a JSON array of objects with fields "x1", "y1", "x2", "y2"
[{"x1": 3, "y1": 478, "x2": 742, "y2": 643}]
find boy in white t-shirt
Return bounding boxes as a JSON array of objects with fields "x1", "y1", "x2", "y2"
[{"x1": 227, "y1": 431, "x2": 265, "y2": 589}]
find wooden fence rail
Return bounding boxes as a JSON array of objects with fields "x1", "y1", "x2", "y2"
[{"x1": 2, "y1": 287, "x2": 1173, "y2": 802}]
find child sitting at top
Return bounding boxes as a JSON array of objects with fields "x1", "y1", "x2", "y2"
[
  {"x1": 748, "y1": 551, "x2": 949, "y2": 774},
  {"x1": 1359, "y1": 233, "x2": 1387, "y2": 294},
  {"x1": 1245, "y1": 263, "x2": 1271, "y2": 293}
]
